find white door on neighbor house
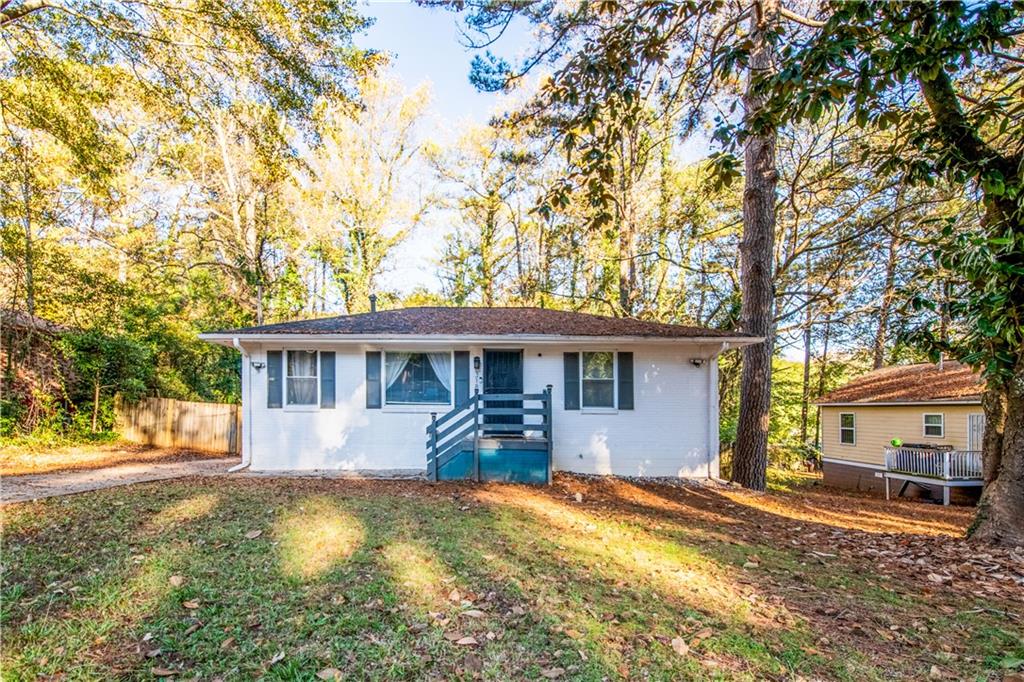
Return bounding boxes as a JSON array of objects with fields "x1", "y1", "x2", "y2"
[{"x1": 968, "y1": 413, "x2": 986, "y2": 451}]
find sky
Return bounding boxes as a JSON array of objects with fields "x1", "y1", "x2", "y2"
[
  {"x1": 353, "y1": 3, "x2": 806, "y2": 359},
  {"x1": 357, "y1": 1, "x2": 533, "y2": 294},
  {"x1": 360, "y1": 2, "x2": 531, "y2": 127}
]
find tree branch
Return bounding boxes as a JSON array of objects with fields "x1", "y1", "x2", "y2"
[
  {"x1": 779, "y1": 6, "x2": 826, "y2": 28},
  {"x1": 1, "y1": 0, "x2": 52, "y2": 26}
]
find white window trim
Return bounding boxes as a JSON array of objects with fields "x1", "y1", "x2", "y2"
[
  {"x1": 839, "y1": 412, "x2": 856, "y2": 446},
  {"x1": 923, "y1": 413, "x2": 945, "y2": 439},
  {"x1": 284, "y1": 349, "x2": 320, "y2": 411},
  {"x1": 381, "y1": 350, "x2": 455, "y2": 412},
  {"x1": 580, "y1": 350, "x2": 618, "y2": 414}
]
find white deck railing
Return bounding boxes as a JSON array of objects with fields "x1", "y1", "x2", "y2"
[{"x1": 883, "y1": 447, "x2": 982, "y2": 480}]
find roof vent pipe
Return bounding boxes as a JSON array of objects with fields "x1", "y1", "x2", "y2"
[{"x1": 369, "y1": 294, "x2": 377, "y2": 314}]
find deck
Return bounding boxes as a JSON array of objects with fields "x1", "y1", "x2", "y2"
[{"x1": 882, "y1": 446, "x2": 983, "y2": 505}]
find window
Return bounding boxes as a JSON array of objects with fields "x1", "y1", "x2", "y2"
[
  {"x1": 286, "y1": 350, "x2": 318, "y2": 406},
  {"x1": 581, "y1": 351, "x2": 615, "y2": 409},
  {"x1": 839, "y1": 413, "x2": 856, "y2": 445},
  {"x1": 924, "y1": 413, "x2": 944, "y2": 438},
  {"x1": 385, "y1": 352, "x2": 452, "y2": 405}
]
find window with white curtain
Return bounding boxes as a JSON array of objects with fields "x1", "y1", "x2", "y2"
[
  {"x1": 384, "y1": 351, "x2": 452, "y2": 405},
  {"x1": 286, "y1": 350, "x2": 318, "y2": 406}
]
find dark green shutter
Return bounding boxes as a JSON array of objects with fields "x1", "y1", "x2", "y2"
[
  {"x1": 267, "y1": 350, "x2": 283, "y2": 409},
  {"x1": 617, "y1": 351, "x2": 634, "y2": 410},
  {"x1": 454, "y1": 351, "x2": 470, "y2": 405},
  {"x1": 563, "y1": 352, "x2": 580, "y2": 410},
  {"x1": 366, "y1": 351, "x2": 381, "y2": 409},
  {"x1": 320, "y1": 352, "x2": 336, "y2": 409}
]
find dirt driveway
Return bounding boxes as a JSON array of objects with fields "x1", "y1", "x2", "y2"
[{"x1": 0, "y1": 445, "x2": 238, "y2": 503}]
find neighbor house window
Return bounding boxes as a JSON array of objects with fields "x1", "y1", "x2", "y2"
[
  {"x1": 839, "y1": 413, "x2": 856, "y2": 445},
  {"x1": 924, "y1": 413, "x2": 944, "y2": 438},
  {"x1": 581, "y1": 351, "x2": 615, "y2": 409},
  {"x1": 286, "y1": 350, "x2": 318, "y2": 406},
  {"x1": 385, "y1": 352, "x2": 452, "y2": 405}
]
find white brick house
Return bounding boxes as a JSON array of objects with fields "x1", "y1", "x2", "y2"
[{"x1": 200, "y1": 307, "x2": 758, "y2": 481}]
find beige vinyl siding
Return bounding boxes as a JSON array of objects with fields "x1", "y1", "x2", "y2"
[{"x1": 820, "y1": 404, "x2": 980, "y2": 467}]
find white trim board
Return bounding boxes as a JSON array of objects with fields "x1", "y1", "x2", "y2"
[{"x1": 821, "y1": 457, "x2": 885, "y2": 471}]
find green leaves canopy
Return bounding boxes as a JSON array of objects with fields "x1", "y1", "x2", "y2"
[
  {"x1": 0, "y1": 0, "x2": 374, "y2": 182},
  {"x1": 734, "y1": 1, "x2": 1024, "y2": 387}
]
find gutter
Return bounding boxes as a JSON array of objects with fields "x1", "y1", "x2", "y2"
[
  {"x1": 229, "y1": 337, "x2": 252, "y2": 473},
  {"x1": 707, "y1": 341, "x2": 728, "y2": 478},
  {"x1": 199, "y1": 332, "x2": 764, "y2": 347}
]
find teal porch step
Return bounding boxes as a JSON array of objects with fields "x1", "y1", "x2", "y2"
[{"x1": 437, "y1": 437, "x2": 549, "y2": 484}]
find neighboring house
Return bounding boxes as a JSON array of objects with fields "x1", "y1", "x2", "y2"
[
  {"x1": 200, "y1": 306, "x2": 758, "y2": 481},
  {"x1": 817, "y1": 362, "x2": 985, "y2": 504}
]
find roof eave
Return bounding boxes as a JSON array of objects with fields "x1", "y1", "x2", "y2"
[{"x1": 199, "y1": 332, "x2": 763, "y2": 348}]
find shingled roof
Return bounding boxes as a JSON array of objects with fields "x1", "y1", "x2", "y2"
[
  {"x1": 817, "y1": 362, "x2": 983, "y2": 405},
  {"x1": 204, "y1": 306, "x2": 751, "y2": 340}
]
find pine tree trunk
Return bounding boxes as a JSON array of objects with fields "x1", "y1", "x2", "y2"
[
  {"x1": 970, "y1": 361, "x2": 1024, "y2": 545},
  {"x1": 873, "y1": 232, "x2": 899, "y2": 369},
  {"x1": 800, "y1": 321, "x2": 811, "y2": 445},
  {"x1": 732, "y1": 0, "x2": 779, "y2": 491},
  {"x1": 21, "y1": 161, "x2": 35, "y2": 317},
  {"x1": 800, "y1": 251, "x2": 812, "y2": 445},
  {"x1": 91, "y1": 375, "x2": 101, "y2": 433}
]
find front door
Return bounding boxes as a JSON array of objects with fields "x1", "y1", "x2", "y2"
[
  {"x1": 968, "y1": 413, "x2": 985, "y2": 451},
  {"x1": 483, "y1": 349, "x2": 524, "y2": 433}
]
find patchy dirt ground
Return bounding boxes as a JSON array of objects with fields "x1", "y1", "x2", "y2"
[
  {"x1": 0, "y1": 443, "x2": 229, "y2": 477},
  {"x1": 2, "y1": 472, "x2": 1022, "y2": 680}
]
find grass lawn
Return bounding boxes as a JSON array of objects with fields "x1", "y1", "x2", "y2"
[
  {"x1": 2, "y1": 473, "x2": 1022, "y2": 680},
  {"x1": 0, "y1": 444, "x2": 228, "y2": 477}
]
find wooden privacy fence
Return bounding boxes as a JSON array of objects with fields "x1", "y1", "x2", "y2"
[{"x1": 116, "y1": 396, "x2": 241, "y2": 454}]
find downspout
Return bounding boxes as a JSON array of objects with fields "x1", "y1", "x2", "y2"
[
  {"x1": 229, "y1": 337, "x2": 252, "y2": 472},
  {"x1": 707, "y1": 355, "x2": 712, "y2": 479},
  {"x1": 707, "y1": 342, "x2": 728, "y2": 479}
]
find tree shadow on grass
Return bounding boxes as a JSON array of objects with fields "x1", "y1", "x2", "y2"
[
  {"x1": 545, "y1": 477, "x2": 1021, "y2": 679},
  {"x1": 1, "y1": 480, "x2": 238, "y2": 678},
  {"x1": 3, "y1": 477, "x2": 1017, "y2": 681},
  {"x1": 459, "y1": 485, "x2": 830, "y2": 680}
]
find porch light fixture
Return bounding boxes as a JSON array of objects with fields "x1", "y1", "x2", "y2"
[
  {"x1": 473, "y1": 356, "x2": 481, "y2": 371},
  {"x1": 251, "y1": 361, "x2": 266, "y2": 371},
  {"x1": 690, "y1": 358, "x2": 705, "y2": 368}
]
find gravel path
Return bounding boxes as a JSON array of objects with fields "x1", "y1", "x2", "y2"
[{"x1": 1, "y1": 457, "x2": 240, "y2": 503}]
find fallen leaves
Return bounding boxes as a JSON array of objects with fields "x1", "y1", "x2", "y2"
[
  {"x1": 168, "y1": 575, "x2": 184, "y2": 587},
  {"x1": 151, "y1": 667, "x2": 176, "y2": 677},
  {"x1": 316, "y1": 668, "x2": 343, "y2": 680},
  {"x1": 670, "y1": 637, "x2": 690, "y2": 656},
  {"x1": 244, "y1": 529, "x2": 263, "y2": 540},
  {"x1": 181, "y1": 599, "x2": 200, "y2": 610}
]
